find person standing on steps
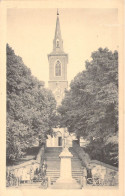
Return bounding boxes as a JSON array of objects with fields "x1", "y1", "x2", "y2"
[
  {"x1": 40, "y1": 160, "x2": 48, "y2": 188},
  {"x1": 42, "y1": 160, "x2": 47, "y2": 176},
  {"x1": 82, "y1": 167, "x2": 87, "y2": 187}
]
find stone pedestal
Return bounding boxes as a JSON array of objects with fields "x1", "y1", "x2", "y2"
[{"x1": 52, "y1": 147, "x2": 81, "y2": 189}]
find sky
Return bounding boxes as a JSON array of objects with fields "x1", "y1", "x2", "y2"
[{"x1": 7, "y1": 8, "x2": 118, "y2": 87}]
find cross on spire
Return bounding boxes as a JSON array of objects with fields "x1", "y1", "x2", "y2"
[{"x1": 57, "y1": 8, "x2": 59, "y2": 15}]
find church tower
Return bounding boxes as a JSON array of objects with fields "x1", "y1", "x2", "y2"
[{"x1": 48, "y1": 10, "x2": 68, "y2": 105}]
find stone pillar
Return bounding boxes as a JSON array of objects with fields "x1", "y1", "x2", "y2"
[{"x1": 59, "y1": 147, "x2": 73, "y2": 182}]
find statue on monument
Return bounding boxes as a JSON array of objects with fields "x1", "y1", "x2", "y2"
[{"x1": 63, "y1": 129, "x2": 69, "y2": 148}]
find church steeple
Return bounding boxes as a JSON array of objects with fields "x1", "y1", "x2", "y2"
[
  {"x1": 48, "y1": 10, "x2": 68, "y2": 105},
  {"x1": 53, "y1": 9, "x2": 63, "y2": 52}
]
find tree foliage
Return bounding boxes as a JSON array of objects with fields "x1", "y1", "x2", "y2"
[
  {"x1": 7, "y1": 44, "x2": 57, "y2": 160},
  {"x1": 58, "y1": 48, "x2": 118, "y2": 166}
]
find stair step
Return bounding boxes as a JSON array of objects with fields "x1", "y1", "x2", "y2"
[
  {"x1": 45, "y1": 158, "x2": 60, "y2": 159},
  {"x1": 72, "y1": 173, "x2": 83, "y2": 175},
  {"x1": 47, "y1": 175, "x2": 60, "y2": 177},
  {"x1": 49, "y1": 177, "x2": 59, "y2": 179},
  {"x1": 47, "y1": 172, "x2": 60, "y2": 174},
  {"x1": 47, "y1": 170, "x2": 60, "y2": 172},
  {"x1": 20, "y1": 182, "x2": 41, "y2": 186}
]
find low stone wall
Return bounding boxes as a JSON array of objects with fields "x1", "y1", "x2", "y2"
[
  {"x1": 90, "y1": 160, "x2": 118, "y2": 186},
  {"x1": 6, "y1": 145, "x2": 45, "y2": 186},
  {"x1": 72, "y1": 141, "x2": 118, "y2": 186},
  {"x1": 6, "y1": 159, "x2": 40, "y2": 186}
]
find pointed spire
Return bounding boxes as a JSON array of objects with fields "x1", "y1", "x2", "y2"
[
  {"x1": 53, "y1": 9, "x2": 63, "y2": 52},
  {"x1": 55, "y1": 10, "x2": 61, "y2": 39}
]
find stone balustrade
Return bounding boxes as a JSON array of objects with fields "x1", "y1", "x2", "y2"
[{"x1": 6, "y1": 145, "x2": 45, "y2": 187}]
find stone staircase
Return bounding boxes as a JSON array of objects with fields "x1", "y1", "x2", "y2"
[
  {"x1": 44, "y1": 147, "x2": 83, "y2": 187},
  {"x1": 69, "y1": 147, "x2": 83, "y2": 184},
  {"x1": 44, "y1": 147, "x2": 61, "y2": 185}
]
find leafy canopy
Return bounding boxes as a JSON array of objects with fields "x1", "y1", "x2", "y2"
[
  {"x1": 58, "y1": 48, "x2": 118, "y2": 166},
  {"x1": 7, "y1": 44, "x2": 57, "y2": 160}
]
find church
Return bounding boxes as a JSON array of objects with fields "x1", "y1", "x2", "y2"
[{"x1": 46, "y1": 10, "x2": 77, "y2": 148}]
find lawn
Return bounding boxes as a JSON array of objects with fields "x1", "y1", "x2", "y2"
[{"x1": 6, "y1": 146, "x2": 41, "y2": 166}]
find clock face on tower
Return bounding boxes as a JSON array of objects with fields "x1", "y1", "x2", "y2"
[
  {"x1": 55, "y1": 60, "x2": 61, "y2": 77},
  {"x1": 54, "y1": 86, "x2": 64, "y2": 100}
]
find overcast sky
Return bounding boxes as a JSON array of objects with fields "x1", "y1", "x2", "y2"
[{"x1": 7, "y1": 8, "x2": 118, "y2": 87}]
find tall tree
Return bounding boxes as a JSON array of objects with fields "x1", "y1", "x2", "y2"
[
  {"x1": 58, "y1": 48, "x2": 118, "y2": 166},
  {"x1": 7, "y1": 44, "x2": 57, "y2": 160}
]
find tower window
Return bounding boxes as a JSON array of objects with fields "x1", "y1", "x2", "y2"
[
  {"x1": 56, "y1": 40, "x2": 59, "y2": 48},
  {"x1": 55, "y1": 60, "x2": 61, "y2": 76}
]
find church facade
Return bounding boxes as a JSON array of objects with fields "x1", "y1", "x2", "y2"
[{"x1": 46, "y1": 11, "x2": 75, "y2": 148}]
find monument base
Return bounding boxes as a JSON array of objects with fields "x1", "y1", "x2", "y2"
[
  {"x1": 56, "y1": 177, "x2": 76, "y2": 184},
  {"x1": 51, "y1": 182, "x2": 82, "y2": 189},
  {"x1": 51, "y1": 177, "x2": 82, "y2": 189}
]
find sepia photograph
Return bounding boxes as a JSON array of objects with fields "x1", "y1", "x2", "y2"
[{"x1": 0, "y1": 0, "x2": 124, "y2": 195}]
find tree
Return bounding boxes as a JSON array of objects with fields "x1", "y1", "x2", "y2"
[
  {"x1": 58, "y1": 48, "x2": 118, "y2": 166},
  {"x1": 7, "y1": 44, "x2": 57, "y2": 160}
]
